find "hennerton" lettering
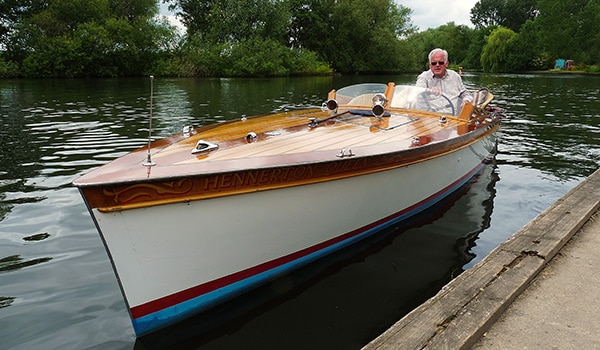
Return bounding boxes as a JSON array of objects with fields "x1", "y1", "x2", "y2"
[{"x1": 203, "y1": 166, "x2": 315, "y2": 191}]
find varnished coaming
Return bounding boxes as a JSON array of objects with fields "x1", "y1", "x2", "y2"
[{"x1": 75, "y1": 105, "x2": 500, "y2": 212}]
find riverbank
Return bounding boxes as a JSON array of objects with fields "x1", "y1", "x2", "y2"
[{"x1": 363, "y1": 168, "x2": 600, "y2": 349}]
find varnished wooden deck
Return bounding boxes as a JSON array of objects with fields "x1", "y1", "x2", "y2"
[
  {"x1": 170, "y1": 108, "x2": 461, "y2": 164},
  {"x1": 73, "y1": 101, "x2": 494, "y2": 188}
]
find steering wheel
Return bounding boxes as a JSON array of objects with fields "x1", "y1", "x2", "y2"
[{"x1": 415, "y1": 90, "x2": 456, "y2": 116}]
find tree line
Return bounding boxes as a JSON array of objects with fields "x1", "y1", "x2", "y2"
[{"x1": 1, "y1": 0, "x2": 598, "y2": 78}]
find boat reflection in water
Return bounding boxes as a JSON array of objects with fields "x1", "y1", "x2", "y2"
[{"x1": 135, "y1": 158, "x2": 499, "y2": 350}]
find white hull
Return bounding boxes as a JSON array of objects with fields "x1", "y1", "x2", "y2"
[{"x1": 90, "y1": 135, "x2": 496, "y2": 335}]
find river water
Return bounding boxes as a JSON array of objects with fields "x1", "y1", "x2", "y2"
[{"x1": 1, "y1": 74, "x2": 598, "y2": 349}]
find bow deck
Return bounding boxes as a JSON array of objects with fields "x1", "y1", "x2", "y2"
[{"x1": 75, "y1": 106, "x2": 473, "y2": 185}]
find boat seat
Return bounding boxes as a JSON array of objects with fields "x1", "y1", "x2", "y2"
[{"x1": 472, "y1": 88, "x2": 494, "y2": 109}]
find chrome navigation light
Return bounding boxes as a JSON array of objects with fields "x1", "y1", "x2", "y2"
[
  {"x1": 246, "y1": 132, "x2": 258, "y2": 143},
  {"x1": 322, "y1": 99, "x2": 338, "y2": 113},
  {"x1": 326, "y1": 99, "x2": 338, "y2": 111},
  {"x1": 371, "y1": 93, "x2": 387, "y2": 118}
]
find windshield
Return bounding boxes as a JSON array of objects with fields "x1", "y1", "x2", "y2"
[
  {"x1": 334, "y1": 83, "x2": 387, "y2": 105},
  {"x1": 391, "y1": 85, "x2": 456, "y2": 115},
  {"x1": 334, "y1": 83, "x2": 458, "y2": 116}
]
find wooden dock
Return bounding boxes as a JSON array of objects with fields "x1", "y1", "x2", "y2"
[{"x1": 363, "y1": 168, "x2": 600, "y2": 349}]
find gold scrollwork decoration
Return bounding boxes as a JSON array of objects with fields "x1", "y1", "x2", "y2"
[{"x1": 103, "y1": 179, "x2": 195, "y2": 205}]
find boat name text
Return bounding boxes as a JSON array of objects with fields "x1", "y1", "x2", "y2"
[{"x1": 203, "y1": 160, "x2": 368, "y2": 191}]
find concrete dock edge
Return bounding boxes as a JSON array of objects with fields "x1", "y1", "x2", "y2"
[{"x1": 363, "y1": 168, "x2": 600, "y2": 350}]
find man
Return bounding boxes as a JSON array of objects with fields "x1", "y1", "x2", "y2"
[{"x1": 416, "y1": 48, "x2": 472, "y2": 115}]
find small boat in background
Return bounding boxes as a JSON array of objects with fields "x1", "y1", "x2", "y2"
[{"x1": 73, "y1": 81, "x2": 502, "y2": 336}]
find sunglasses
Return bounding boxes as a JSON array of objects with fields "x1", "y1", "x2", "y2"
[{"x1": 430, "y1": 61, "x2": 446, "y2": 66}]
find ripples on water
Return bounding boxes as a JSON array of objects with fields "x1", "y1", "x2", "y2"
[
  {"x1": 1, "y1": 75, "x2": 598, "y2": 349},
  {"x1": 484, "y1": 74, "x2": 600, "y2": 178}
]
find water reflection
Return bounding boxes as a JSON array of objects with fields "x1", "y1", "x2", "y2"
[
  {"x1": 22, "y1": 232, "x2": 51, "y2": 242},
  {"x1": 0, "y1": 296, "x2": 16, "y2": 308},
  {"x1": 134, "y1": 160, "x2": 499, "y2": 350},
  {"x1": 0, "y1": 254, "x2": 53, "y2": 272}
]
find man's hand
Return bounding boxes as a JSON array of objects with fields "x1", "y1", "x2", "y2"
[{"x1": 428, "y1": 87, "x2": 442, "y2": 96}]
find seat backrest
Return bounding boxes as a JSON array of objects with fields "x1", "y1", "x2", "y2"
[{"x1": 473, "y1": 88, "x2": 494, "y2": 109}]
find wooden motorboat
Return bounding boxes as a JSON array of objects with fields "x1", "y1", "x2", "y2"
[{"x1": 73, "y1": 82, "x2": 502, "y2": 336}]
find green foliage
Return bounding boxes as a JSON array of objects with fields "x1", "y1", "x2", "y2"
[
  {"x1": 3, "y1": 0, "x2": 598, "y2": 77},
  {"x1": 224, "y1": 38, "x2": 292, "y2": 76},
  {"x1": 0, "y1": 54, "x2": 20, "y2": 78},
  {"x1": 173, "y1": 0, "x2": 290, "y2": 44},
  {"x1": 470, "y1": 0, "x2": 537, "y2": 32},
  {"x1": 315, "y1": 0, "x2": 416, "y2": 73},
  {"x1": 4, "y1": 0, "x2": 175, "y2": 77},
  {"x1": 218, "y1": 37, "x2": 333, "y2": 77},
  {"x1": 501, "y1": 0, "x2": 538, "y2": 32},
  {"x1": 110, "y1": 0, "x2": 158, "y2": 20},
  {"x1": 505, "y1": 20, "x2": 543, "y2": 71},
  {"x1": 167, "y1": 0, "x2": 415, "y2": 75},
  {"x1": 29, "y1": 0, "x2": 110, "y2": 36},
  {"x1": 535, "y1": 0, "x2": 600, "y2": 65},
  {"x1": 580, "y1": 64, "x2": 600, "y2": 73},
  {"x1": 288, "y1": 49, "x2": 333, "y2": 75},
  {"x1": 0, "y1": 0, "x2": 46, "y2": 50},
  {"x1": 158, "y1": 32, "x2": 332, "y2": 77},
  {"x1": 469, "y1": 0, "x2": 599, "y2": 72},
  {"x1": 470, "y1": 0, "x2": 504, "y2": 28},
  {"x1": 481, "y1": 27, "x2": 516, "y2": 72},
  {"x1": 463, "y1": 26, "x2": 496, "y2": 70},
  {"x1": 287, "y1": 0, "x2": 336, "y2": 56},
  {"x1": 408, "y1": 22, "x2": 473, "y2": 70}
]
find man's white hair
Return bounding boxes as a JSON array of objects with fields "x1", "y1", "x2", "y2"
[{"x1": 428, "y1": 48, "x2": 448, "y2": 63}]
